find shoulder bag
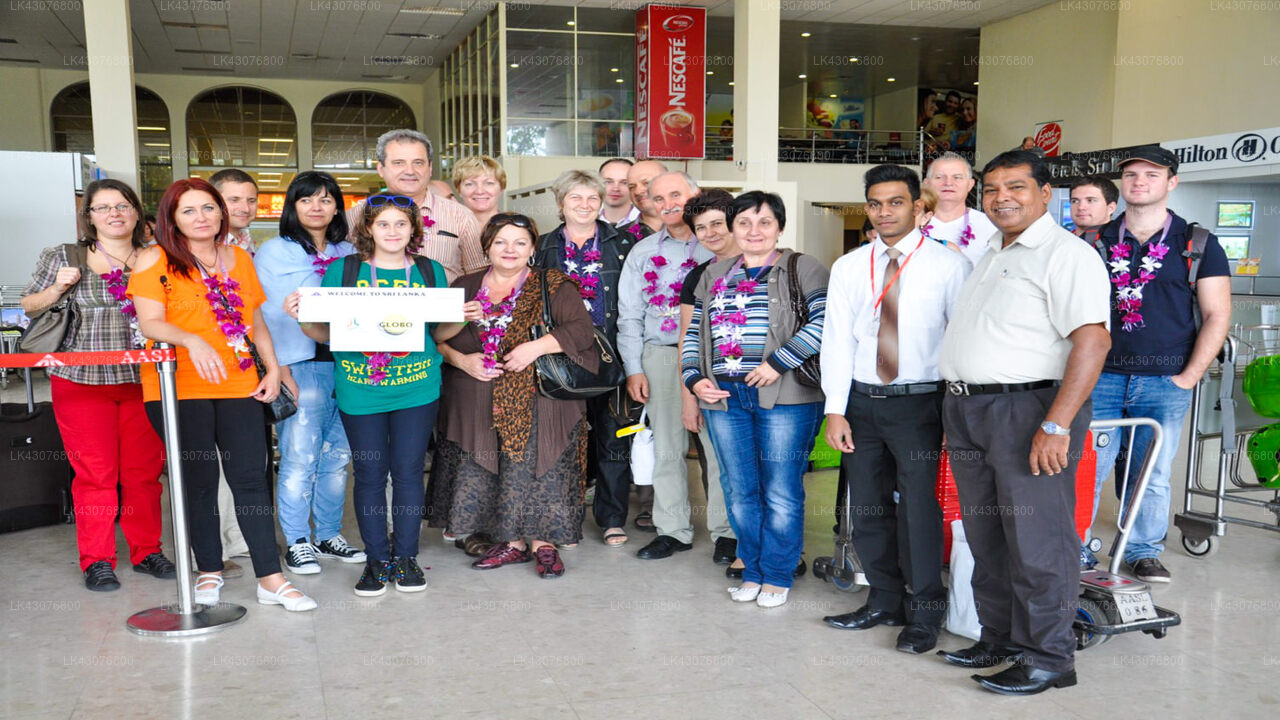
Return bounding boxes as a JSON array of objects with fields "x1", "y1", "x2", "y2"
[
  {"x1": 530, "y1": 270, "x2": 626, "y2": 399},
  {"x1": 19, "y1": 244, "x2": 88, "y2": 354},
  {"x1": 785, "y1": 252, "x2": 823, "y2": 388}
]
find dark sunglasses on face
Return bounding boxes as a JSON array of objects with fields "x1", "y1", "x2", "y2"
[{"x1": 367, "y1": 194, "x2": 415, "y2": 209}]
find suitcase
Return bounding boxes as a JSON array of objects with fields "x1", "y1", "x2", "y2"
[
  {"x1": 937, "y1": 431, "x2": 1097, "y2": 559},
  {"x1": 0, "y1": 401, "x2": 74, "y2": 533}
]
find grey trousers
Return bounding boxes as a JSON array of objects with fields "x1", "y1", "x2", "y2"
[{"x1": 942, "y1": 387, "x2": 1090, "y2": 673}]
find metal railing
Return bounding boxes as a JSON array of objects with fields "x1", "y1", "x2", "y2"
[{"x1": 704, "y1": 127, "x2": 927, "y2": 165}]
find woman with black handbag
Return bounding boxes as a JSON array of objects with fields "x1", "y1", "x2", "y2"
[
  {"x1": 128, "y1": 178, "x2": 314, "y2": 612},
  {"x1": 21, "y1": 179, "x2": 173, "y2": 592},
  {"x1": 428, "y1": 213, "x2": 597, "y2": 578}
]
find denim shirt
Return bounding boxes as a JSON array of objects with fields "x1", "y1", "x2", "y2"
[
  {"x1": 253, "y1": 235, "x2": 355, "y2": 367},
  {"x1": 617, "y1": 227, "x2": 714, "y2": 376}
]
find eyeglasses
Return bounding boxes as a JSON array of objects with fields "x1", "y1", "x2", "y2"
[
  {"x1": 367, "y1": 194, "x2": 415, "y2": 209},
  {"x1": 88, "y1": 203, "x2": 136, "y2": 215},
  {"x1": 491, "y1": 213, "x2": 532, "y2": 229}
]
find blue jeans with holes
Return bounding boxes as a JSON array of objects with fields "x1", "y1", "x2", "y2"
[
  {"x1": 276, "y1": 361, "x2": 352, "y2": 545},
  {"x1": 703, "y1": 382, "x2": 822, "y2": 589},
  {"x1": 1090, "y1": 372, "x2": 1193, "y2": 563}
]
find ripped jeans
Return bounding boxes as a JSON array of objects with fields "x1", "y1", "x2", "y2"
[{"x1": 276, "y1": 360, "x2": 352, "y2": 544}]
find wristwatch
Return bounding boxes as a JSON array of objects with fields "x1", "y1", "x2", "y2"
[{"x1": 1040, "y1": 421, "x2": 1070, "y2": 436}]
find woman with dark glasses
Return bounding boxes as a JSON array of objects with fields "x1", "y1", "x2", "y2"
[
  {"x1": 428, "y1": 213, "x2": 597, "y2": 578},
  {"x1": 289, "y1": 193, "x2": 447, "y2": 597}
]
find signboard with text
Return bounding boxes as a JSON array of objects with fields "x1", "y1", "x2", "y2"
[
  {"x1": 635, "y1": 5, "x2": 706, "y2": 159},
  {"x1": 1162, "y1": 126, "x2": 1280, "y2": 173},
  {"x1": 1034, "y1": 121, "x2": 1063, "y2": 157}
]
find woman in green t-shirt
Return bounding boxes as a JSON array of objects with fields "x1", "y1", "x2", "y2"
[{"x1": 290, "y1": 194, "x2": 446, "y2": 598}]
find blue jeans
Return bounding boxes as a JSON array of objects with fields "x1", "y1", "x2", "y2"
[
  {"x1": 340, "y1": 402, "x2": 438, "y2": 563},
  {"x1": 1090, "y1": 372, "x2": 1192, "y2": 563},
  {"x1": 702, "y1": 382, "x2": 822, "y2": 589},
  {"x1": 276, "y1": 361, "x2": 352, "y2": 544}
]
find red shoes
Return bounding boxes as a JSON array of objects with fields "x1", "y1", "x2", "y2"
[
  {"x1": 471, "y1": 542, "x2": 531, "y2": 570},
  {"x1": 534, "y1": 546, "x2": 565, "y2": 579}
]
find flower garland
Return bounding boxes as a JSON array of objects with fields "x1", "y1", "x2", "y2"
[
  {"x1": 201, "y1": 271, "x2": 255, "y2": 372},
  {"x1": 922, "y1": 209, "x2": 975, "y2": 247},
  {"x1": 312, "y1": 253, "x2": 339, "y2": 277},
  {"x1": 643, "y1": 238, "x2": 699, "y2": 333},
  {"x1": 708, "y1": 253, "x2": 777, "y2": 375},
  {"x1": 363, "y1": 258, "x2": 414, "y2": 384},
  {"x1": 475, "y1": 269, "x2": 528, "y2": 372},
  {"x1": 1109, "y1": 213, "x2": 1173, "y2": 332},
  {"x1": 563, "y1": 237, "x2": 602, "y2": 311},
  {"x1": 96, "y1": 243, "x2": 144, "y2": 348}
]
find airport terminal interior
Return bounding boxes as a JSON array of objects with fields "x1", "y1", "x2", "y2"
[{"x1": 1, "y1": 0, "x2": 1279, "y2": 718}]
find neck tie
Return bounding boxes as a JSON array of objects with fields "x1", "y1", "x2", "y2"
[{"x1": 877, "y1": 247, "x2": 901, "y2": 384}]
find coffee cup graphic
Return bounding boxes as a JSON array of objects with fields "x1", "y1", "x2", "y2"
[{"x1": 659, "y1": 108, "x2": 696, "y2": 153}]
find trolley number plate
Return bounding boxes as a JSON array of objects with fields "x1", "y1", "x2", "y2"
[{"x1": 1113, "y1": 592, "x2": 1157, "y2": 623}]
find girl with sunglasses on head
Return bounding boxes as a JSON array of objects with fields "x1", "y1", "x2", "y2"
[
  {"x1": 288, "y1": 193, "x2": 447, "y2": 597},
  {"x1": 256, "y1": 171, "x2": 364, "y2": 577},
  {"x1": 427, "y1": 213, "x2": 598, "y2": 578},
  {"x1": 128, "y1": 178, "x2": 315, "y2": 612},
  {"x1": 22, "y1": 179, "x2": 173, "y2": 592}
]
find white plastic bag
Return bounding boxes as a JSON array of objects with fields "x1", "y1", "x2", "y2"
[
  {"x1": 630, "y1": 407, "x2": 654, "y2": 486},
  {"x1": 945, "y1": 519, "x2": 981, "y2": 641}
]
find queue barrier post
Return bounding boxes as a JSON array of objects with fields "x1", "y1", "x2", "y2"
[{"x1": 126, "y1": 342, "x2": 246, "y2": 637}]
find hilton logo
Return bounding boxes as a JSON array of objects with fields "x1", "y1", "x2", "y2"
[{"x1": 1231, "y1": 134, "x2": 1269, "y2": 163}]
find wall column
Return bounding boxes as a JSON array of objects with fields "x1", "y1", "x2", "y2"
[
  {"x1": 732, "y1": 0, "x2": 779, "y2": 185},
  {"x1": 84, "y1": 0, "x2": 139, "y2": 188}
]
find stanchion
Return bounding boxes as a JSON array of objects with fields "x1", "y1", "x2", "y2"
[{"x1": 127, "y1": 342, "x2": 246, "y2": 636}]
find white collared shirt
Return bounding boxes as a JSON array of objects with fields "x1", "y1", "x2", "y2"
[
  {"x1": 820, "y1": 229, "x2": 970, "y2": 415},
  {"x1": 601, "y1": 205, "x2": 641, "y2": 227},
  {"x1": 938, "y1": 212, "x2": 1111, "y2": 384},
  {"x1": 928, "y1": 209, "x2": 998, "y2": 268}
]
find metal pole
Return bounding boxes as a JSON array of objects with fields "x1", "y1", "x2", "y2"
[
  {"x1": 127, "y1": 342, "x2": 246, "y2": 636},
  {"x1": 1096, "y1": 417, "x2": 1163, "y2": 576}
]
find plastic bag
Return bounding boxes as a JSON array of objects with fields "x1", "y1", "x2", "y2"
[
  {"x1": 629, "y1": 407, "x2": 654, "y2": 486},
  {"x1": 945, "y1": 519, "x2": 981, "y2": 640}
]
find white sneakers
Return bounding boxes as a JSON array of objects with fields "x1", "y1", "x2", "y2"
[
  {"x1": 728, "y1": 584, "x2": 790, "y2": 608},
  {"x1": 194, "y1": 573, "x2": 224, "y2": 606},
  {"x1": 257, "y1": 580, "x2": 318, "y2": 612}
]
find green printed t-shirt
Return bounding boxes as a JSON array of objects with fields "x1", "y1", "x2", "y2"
[{"x1": 320, "y1": 258, "x2": 447, "y2": 415}]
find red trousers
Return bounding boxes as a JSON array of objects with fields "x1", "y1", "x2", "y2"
[{"x1": 50, "y1": 376, "x2": 166, "y2": 570}]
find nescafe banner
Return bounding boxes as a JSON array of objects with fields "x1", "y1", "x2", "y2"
[{"x1": 635, "y1": 5, "x2": 706, "y2": 159}]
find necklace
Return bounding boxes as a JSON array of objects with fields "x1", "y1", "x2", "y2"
[
  {"x1": 198, "y1": 253, "x2": 254, "y2": 372},
  {"x1": 476, "y1": 269, "x2": 529, "y2": 372},
  {"x1": 708, "y1": 252, "x2": 779, "y2": 375},
  {"x1": 643, "y1": 233, "x2": 699, "y2": 333},
  {"x1": 922, "y1": 209, "x2": 975, "y2": 247},
  {"x1": 563, "y1": 232, "x2": 602, "y2": 312}
]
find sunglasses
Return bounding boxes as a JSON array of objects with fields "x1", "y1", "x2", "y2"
[
  {"x1": 490, "y1": 212, "x2": 532, "y2": 229},
  {"x1": 367, "y1": 194, "x2": 415, "y2": 209}
]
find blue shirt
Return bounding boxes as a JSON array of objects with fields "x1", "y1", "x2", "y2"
[
  {"x1": 617, "y1": 228, "x2": 714, "y2": 376},
  {"x1": 1097, "y1": 212, "x2": 1229, "y2": 375},
  {"x1": 253, "y1": 236, "x2": 355, "y2": 366}
]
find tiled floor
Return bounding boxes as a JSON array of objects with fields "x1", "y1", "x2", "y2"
[{"x1": 3, "y1": 377, "x2": 1279, "y2": 718}]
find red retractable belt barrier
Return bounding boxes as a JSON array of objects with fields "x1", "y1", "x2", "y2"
[{"x1": 0, "y1": 348, "x2": 176, "y2": 368}]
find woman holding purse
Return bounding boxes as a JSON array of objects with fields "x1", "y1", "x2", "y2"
[{"x1": 128, "y1": 178, "x2": 314, "y2": 612}]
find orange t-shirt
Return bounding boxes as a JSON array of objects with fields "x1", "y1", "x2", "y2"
[{"x1": 127, "y1": 246, "x2": 267, "y2": 402}]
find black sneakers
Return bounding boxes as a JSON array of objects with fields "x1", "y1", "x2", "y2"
[
  {"x1": 712, "y1": 537, "x2": 737, "y2": 565},
  {"x1": 314, "y1": 534, "x2": 367, "y2": 564},
  {"x1": 393, "y1": 556, "x2": 427, "y2": 593},
  {"x1": 285, "y1": 538, "x2": 321, "y2": 575},
  {"x1": 84, "y1": 561, "x2": 120, "y2": 592},
  {"x1": 1130, "y1": 558, "x2": 1171, "y2": 583},
  {"x1": 132, "y1": 553, "x2": 177, "y2": 579},
  {"x1": 354, "y1": 560, "x2": 393, "y2": 597}
]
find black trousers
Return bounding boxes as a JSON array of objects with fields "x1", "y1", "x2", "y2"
[
  {"x1": 587, "y1": 392, "x2": 633, "y2": 530},
  {"x1": 942, "y1": 387, "x2": 1090, "y2": 673},
  {"x1": 842, "y1": 390, "x2": 947, "y2": 625},
  {"x1": 146, "y1": 397, "x2": 281, "y2": 577}
]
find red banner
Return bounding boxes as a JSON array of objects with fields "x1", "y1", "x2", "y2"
[
  {"x1": 635, "y1": 5, "x2": 706, "y2": 159},
  {"x1": 0, "y1": 347, "x2": 177, "y2": 369}
]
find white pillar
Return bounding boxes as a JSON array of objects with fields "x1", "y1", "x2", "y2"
[
  {"x1": 84, "y1": 0, "x2": 139, "y2": 189},
  {"x1": 733, "y1": 0, "x2": 779, "y2": 185}
]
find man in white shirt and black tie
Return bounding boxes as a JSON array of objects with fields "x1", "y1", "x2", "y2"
[{"x1": 820, "y1": 164, "x2": 969, "y2": 654}]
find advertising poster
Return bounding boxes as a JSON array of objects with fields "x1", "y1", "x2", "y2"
[{"x1": 635, "y1": 6, "x2": 707, "y2": 159}]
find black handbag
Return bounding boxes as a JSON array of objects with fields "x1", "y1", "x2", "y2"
[
  {"x1": 785, "y1": 252, "x2": 823, "y2": 388},
  {"x1": 19, "y1": 244, "x2": 87, "y2": 354},
  {"x1": 530, "y1": 270, "x2": 626, "y2": 400},
  {"x1": 246, "y1": 337, "x2": 298, "y2": 424}
]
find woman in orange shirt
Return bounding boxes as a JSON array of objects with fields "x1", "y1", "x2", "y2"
[{"x1": 128, "y1": 178, "x2": 315, "y2": 612}]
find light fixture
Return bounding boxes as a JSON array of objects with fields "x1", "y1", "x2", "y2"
[
  {"x1": 259, "y1": 151, "x2": 289, "y2": 156},
  {"x1": 136, "y1": 126, "x2": 167, "y2": 131},
  {"x1": 849, "y1": 57, "x2": 859, "y2": 63},
  {"x1": 509, "y1": 63, "x2": 519, "y2": 68},
  {"x1": 829, "y1": 94, "x2": 837, "y2": 98},
  {"x1": 706, "y1": 71, "x2": 714, "y2": 75},
  {"x1": 728, "y1": 81, "x2": 734, "y2": 86},
  {"x1": 610, "y1": 67, "x2": 619, "y2": 72},
  {"x1": 260, "y1": 164, "x2": 286, "y2": 168},
  {"x1": 801, "y1": 32, "x2": 811, "y2": 37},
  {"x1": 143, "y1": 142, "x2": 169, "y2": 147},
  {"x1": 615, "y1": 78, "x2": 624, "y2": 83},
  {"x1": 887, "y1": 77, "x2": 896, "y2": 82},
  {"x1": 798, "y1": 74, "x2": 806, "y2": 79},
  {"x1": 567, "y1": 20, "x2": 575, "y2": 26},
  {"x1": 336, "y1": 177, "x2": 361, "y2": 181},
  {"x1": 973, "y1": 81, "x2": 980, "y2": 86},
  {"x1": 259, "y1": 138, "x2": 294, "y2": 143}
]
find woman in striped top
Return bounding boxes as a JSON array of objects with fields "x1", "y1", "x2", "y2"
[{"x1": 681, "y1": 191, "x2": 829, "y2": 609}]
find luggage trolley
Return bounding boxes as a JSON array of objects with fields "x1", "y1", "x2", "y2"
[{"x1": 1174, "y1": 325, "x2": 1280, "y2": 557}]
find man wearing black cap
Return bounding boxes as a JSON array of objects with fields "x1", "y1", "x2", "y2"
[{"x1": 1087, "y1": 146, "x2": 1232, "y2": 583}]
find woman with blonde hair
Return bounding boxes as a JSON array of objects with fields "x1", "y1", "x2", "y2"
[{"x1": 452, "y1": 155, "x2": 507, "y2": 228}]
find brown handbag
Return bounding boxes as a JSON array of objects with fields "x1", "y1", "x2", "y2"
[{"x1": 19, "y1": 244, "x2": 87, "y2": 354}]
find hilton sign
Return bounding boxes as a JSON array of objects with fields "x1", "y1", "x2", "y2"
[{"x1": 1162, "y1": 126, "x2": 1280, "y2": 172}]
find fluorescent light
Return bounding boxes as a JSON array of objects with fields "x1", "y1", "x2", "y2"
[
  {"x1": 258, "y1": 138, "x2": 294, "y2": 143},
  {"x1": 259, "y1": 151, "x2": 289, "y2": 156},
  {"x1": 798, "y1": 74, "x2": 806, "y2": 79},
  {"x1": 829, "y1": 94, "x2": 837, "y2": 98},
  {"x1": 728, "y1": 81, "x2": 734, "y2": 86},
  {"x1": 567, "y1": 20, "x2": 575, "y2": 26},
  {"x1": 137, "y1": 126, "x2": 167, "y2": 131},
  {"x1": 615, "y1": 78, "x2": 623, "y2": 83},
  {"x1": 887, "y1": 77, "x2": 896, "y2": 82},
  {"x1": 801, "y1": 32, "x2": 811, "y2": 37},
  {"x1": 973, "y1": 81, "x2": 980, "y2": 86},
  {"x1": 706, "y1": 71, "x2": 714, "y2": 75},
  {"x1": 509, "y1": 63, "x2": 519, "y2": 68},
  {"x1": 144, "y1": 142, "x2": 169, "y2": 147},
  {"x1": 849, "y1": 57, "x2": 859, "y2": 63}
]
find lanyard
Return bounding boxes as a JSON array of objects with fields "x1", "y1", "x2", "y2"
[
  {"x1": 726, "y1": 250, "x2": 780, "y2": 286},
  {"x1": 658, "y1": 231, "x2": 698, "y2": 267},
  {"x1": 480, "y1": 267, "x2": 530, "y2": 307},
  {"x1": 1116, "y1": 211, "x2": 1173, "y2": 254},
  {"x1": 870, "y1": 235, "x2": 925, "y2": 312},
  {"x1": 368, "y1": 255, "x2": 412, "y2": 287}
]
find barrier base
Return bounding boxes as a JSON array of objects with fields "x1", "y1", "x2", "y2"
[{"x1": 126, "y1": 603, "x2": 248, "y2": 637}]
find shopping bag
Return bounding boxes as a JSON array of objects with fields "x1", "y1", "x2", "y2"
[
  {"x1": 945, "y1": 519, "x2": 981, "y2": 641},
  {"x1": 629, "y1": 407, "x2": 654, "y2": 486}
]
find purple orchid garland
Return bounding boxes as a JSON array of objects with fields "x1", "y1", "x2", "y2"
[
  {"x1": 643, "y1": 252, "x2": 699, "y2": 334},
  {"x1": 203, "y1": 274, "x2": 255, "y2": 371},
  {"x1": 475, "y1": 283, "x2": 522, "y2": 372},
  {"x1": 563, "y1": 240, "x2": 602, "y2": 311},
  {"x1": 1108, "y1": 238, "x2": 1169, "y2": 332}
]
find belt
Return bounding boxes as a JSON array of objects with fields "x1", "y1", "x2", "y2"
[
  {"x1": 945, "y1": 380, "x2": 1060, "y2": 397},
  {"x1": 853, "y1": 380, "x2": 943, "y2": 398}
]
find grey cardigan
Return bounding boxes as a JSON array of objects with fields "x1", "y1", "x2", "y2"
[{"x1": 687, "y1": 248, "x2": 828, "y2": 411}]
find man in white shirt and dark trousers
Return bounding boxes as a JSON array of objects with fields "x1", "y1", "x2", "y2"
[
  {"x1": 820, "y1": 165, "x2": 968, "y2": 653},
  {"x1": 936, "y1": 150, "x2": 1111, "y2": 695}
]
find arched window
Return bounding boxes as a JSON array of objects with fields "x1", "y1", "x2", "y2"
[
  {"x1": 312, "y1": 90, "x2": 415, "y2": 195},
  {"x1": 186, "y1": 86, "x2": 298, "y2": 196},
  {"x1": 50, "y1": 82, "x2": 172, "y2": 210}
]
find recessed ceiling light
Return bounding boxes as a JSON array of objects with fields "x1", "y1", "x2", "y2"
[
  {"x1": 887, "y1": 77, "x2": 896, "y2": 82},
  {"x1": 801, "y1": 32, "x2": 811, "y2": 37},
  {"x1": 849, "y1": 57, "x2": 859, "y2": 63},
  {"x1": 706, "y1": 71, "x2": 714, "y2": 75},
  {"x1": 259, "y1": 152, "x2": 289, "y2": 156},
  {"x1": 259, "y1": 138, "x2": 294, "y2": 143},
  {"x1": 610, "y1": 67, "x2": 619, "y2": 72},
  {"x1": 798, "y1": 74, "x2": 806, "y2": 79},
  {"x1": 567, "y1": 20, "x2": 575, "y2": 26},
  {"x1": 143, "y1": 142, "x2": 169, "y2": 147},
  {"x1": 728, "y1": 81, "x2": 734, "y2": 86},
  {"x1": 829, "y1": 94, "x2": 837, "y2": 98},
  {"x1": 510, "y1": 63, "x2": 519, "y2": 68},
  {"x1": 336, "y1": 177, "x2": 361, "y2": 181},
  {"x1": 615, "y1": 78, "x2": 624, "y2": 83}
]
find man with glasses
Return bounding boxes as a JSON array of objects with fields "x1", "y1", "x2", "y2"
[{"x1": 347, "y1": 129, "x2": 484, "y2": 283}]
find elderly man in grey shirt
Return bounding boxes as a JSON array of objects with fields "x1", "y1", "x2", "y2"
[{"x1": 617, "y1": 171, "x2": 718, "y2": 560}]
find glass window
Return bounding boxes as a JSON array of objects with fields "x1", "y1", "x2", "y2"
[
  {"x1": 575, "y1": 7, "x2": 637, "y2": 34},
  {"x1": 186, "y1": 86, "x2": 298, "y2": 168},
  {"x1": 506, "y1": 31, "x2": 575, "y2": 119},
  {"x1": 507, "y1": 121, "x2": 573, "y2": 157},
  {"x1": 312, "y1": 91, "x2": 415, "y2": 170},
  {"x1": 506, "y1": 4, "x2": 574, "y2": 30},
  {"x1": 577, "y1": 121, "x2": 633, "y2": 158},
  {"x1": 577, "y1": 34, "x2": 634, "y2": 122}
]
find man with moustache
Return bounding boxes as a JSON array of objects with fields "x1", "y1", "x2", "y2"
[
  {"x1": 820, "y1": 165, "x2": 968, "y2": 654},
  {"x1": 921, "y1": 152, "x2": 999, "y2": 268},
  {"x1": 618, "y1": 171, "x2": 715, "y2": 559},
  {"x1": 1088, "y1": 147, "x2": 1231, "y2": 583},
  {"x1": 346, "y1": 129, "x2": 483, "y2": 283},
  {"x1": 625, "y1": 159, "x2": 668, "y2": 242},
  {"x1": 1069, "y1": 175, "x2": 1119, "y2": 243},
  {"x1": 936, "y1": 150, "x2": 1111, "y2": 695},
  {"x1": 599, "y1": 158, "x2": 641, "y2": 229}
]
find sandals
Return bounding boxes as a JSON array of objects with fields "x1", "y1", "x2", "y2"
[
  {"x1": 634, "y1": 511, "x2": 656, "y2": 533},
  {"x1": 194, "y1": 573, "x2": 224, "y2": 606},
  {"x1": 603, "y1": 529, "x2": 629, "y2": 547}
]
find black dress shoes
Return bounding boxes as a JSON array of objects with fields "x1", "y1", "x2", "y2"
[
  {"x1": 973, "y1": 664, "x2": 1077, "y2": 695},
  {"x1": 822, "y1": 604, "x2": 906, "y2": 630},
  {"x1": 712, "y1": 537, "x2": 737, "y2": 565},
  {"x1": 937, "y1": 641, "x2": 1025, "y2": 668},
  {"x1": 636, "y1": 535, "x2": 693, "y2": 559},
  {"x1": 895, "y1": 623, "x2": 941, "y2": 654}
]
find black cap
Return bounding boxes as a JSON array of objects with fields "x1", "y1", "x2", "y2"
[{"x1": 1118, "y1": 145, "x2": 1179, "y2": 175}]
